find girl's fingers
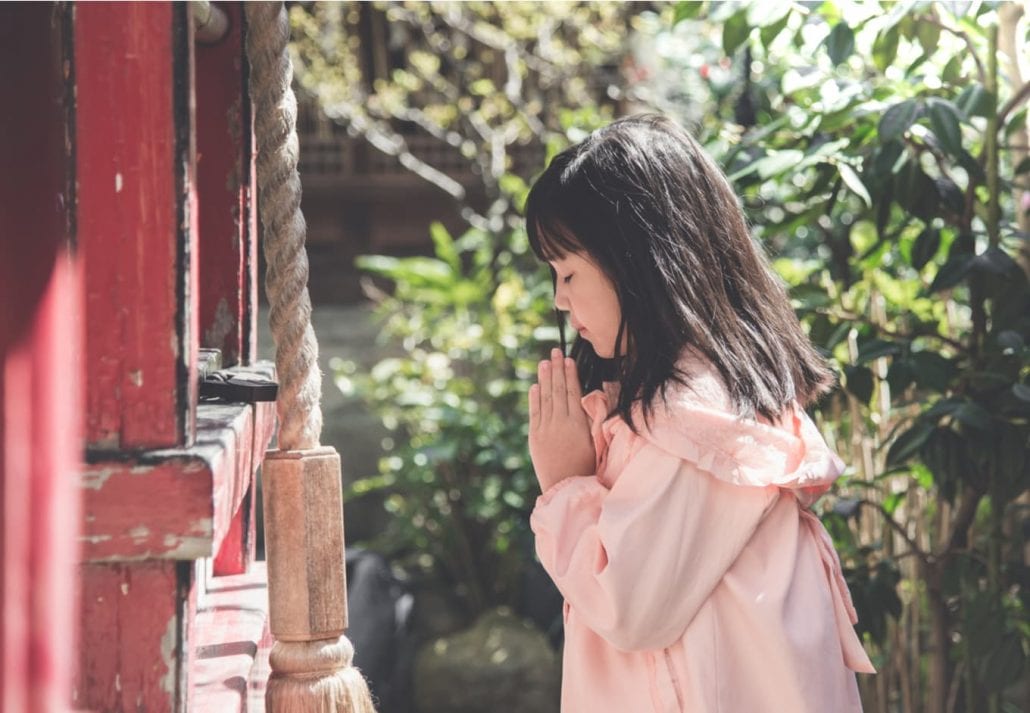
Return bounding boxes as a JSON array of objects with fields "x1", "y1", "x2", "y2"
[
  {"x1": 528, "y1": 383, "x2": 540, "y2": 430},
  {"x1": 564, "y1": 357, "x2": 583, "y2": 412},
  {"x1": 538, "y1": 359, "x2": 552, "y2": 420},
  {"x1": 550, "y1": 348, "x2": 567, "y2": 415}
]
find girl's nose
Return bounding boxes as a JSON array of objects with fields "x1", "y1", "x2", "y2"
[{"x1": 553, "y1": 284, "x2": 570, "y2": 312}]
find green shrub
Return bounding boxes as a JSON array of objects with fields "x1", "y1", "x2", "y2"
[{"x1": 338, "y1": 222, "x2": 557, "y2": 613}]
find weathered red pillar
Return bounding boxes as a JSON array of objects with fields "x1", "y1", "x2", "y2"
[
  {"x1": 0, "y1": 4, "x2": 82, "y2": 712},
  {"x1": 73, "y1": 3, "x2": 201, "y2": 710}
]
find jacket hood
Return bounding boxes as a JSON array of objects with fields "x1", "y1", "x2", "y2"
[{"x1": 581, "y1": 347, "x2": 845, "y2": 507}]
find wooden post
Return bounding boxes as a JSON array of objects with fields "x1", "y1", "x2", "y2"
[
  {"x1": 77, "y1": 0, "x2": 198, "y2": 452},
  {"x1": 263, "y1": 448, "x2": 348, "y2": 640}
]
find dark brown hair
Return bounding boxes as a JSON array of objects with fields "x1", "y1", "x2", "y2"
[{"x1": 525, "y1": 113, "x2": 837, "y2": 428}]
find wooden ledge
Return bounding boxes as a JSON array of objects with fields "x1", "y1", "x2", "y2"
[
  {"x1": 193, "y1": 561, "x2": 272, "y2": 712},
  {"x1": 81, "y1": 363, "x2": 276, "y2": 563}
]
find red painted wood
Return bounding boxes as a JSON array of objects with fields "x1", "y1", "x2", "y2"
[
  {"x1": 213, "y1": 399, "x2": 274, "y2": 575},
  {"x1": 75, "y1": 561, "x2": 198, "y2": 712},
  {"x1": 82, "y1": 398, "x2": 275, "y2": 563},
  {"x1": 76, "y1": 2, "x2": 198, "y2": 450},
  {"x1": 194, "y1": 562, "x2": 270, "y2": 711},
  {"x1": 0, "y1": 4, "x2": 81, "y2": 712},
  {"x1": 213, "y1": 496, "x2": 246, "y2": 575},
  {"x1": 196, "y1": 3, "x2": 255, "y2": 368}
]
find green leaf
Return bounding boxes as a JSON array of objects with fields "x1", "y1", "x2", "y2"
[
  {"x1": 952, "y1": 402, "x2": 993, "y2": 430},
  {"x1": 754, "y1": 150, "x2": 806, "y2": 179},
  {"x1": 910, "y1": 227, "x2": 941, "y2": 270},
  {"x1": 760, "y1": 8, "x2": 792, "y2": 48},
  {"x1": 972, "y1": 246, "x2": 1021, "y2": 276},
  {"x1": 872, "y1": 26, "x2": 900, "y2": 72},
  {"x1": 838, "y1": 163, "x2": 872, "y2": 207},
  {"x1": 911, "y1": 351, "x2": 956, "y2": 392},
  {"x1": 926, "y1": 98, "x2": 964, "y2": 157},
  {"x1": 826, "y1": 22, "x2": 855, "y2": 65},
  {"x1": 879, "y1": 100, "x2": 921, "y2": 142},
  {"x1": 886, "y1": 420, "x2": 934, "y2": 467},
  {"x1": 872, "y1": 141, "x2": 906, "y2": 178},
  {"x1": 896, "y1": 160, "x2": 939, "y2": 222},
  {"x1": 948, "y1": 230, "x2": 976, "y2": 257},
  {"x1": 857, "y1": 338, "x2": 902, "y2": 364},
  {"x1": 916, "y1": 18, "x2": 940, "y2": 54},
  {"x1": 356, "y1": 255, "x2": 453, "y2": 286},
  {"x1": 954, "y1": 84, "x2": 993, "y2": 119},
  {"x1": 927, "y1": 254, "x2": 975, "y2": 293},
  {"x1": 429, "y1": 222, "x2": 461, "y2": 272},
  {"x1": 883, "y1": 490, "x2": 906, "y2": 516},
  {"x1": 934, "y1": 177, "x2": 965, "y2": 216},
  {"x1": 722, "y1": 11, "x2": 751, "y2": 56},
  {"x1": 941, "y1": 54, "x2": 963, "y2": 84},
  {"x1": 886, "y1": 359, "x2": 915, "y2": 394},
  {"x1": 673, "y1": 1, "x2": 705, "y2": 24},
  {"x1": 1005, "y1": 107, "x2": 1027, "y2": 140},
  {"x1": 844, "y1": 364, "x2": 874, "y2": 404}
]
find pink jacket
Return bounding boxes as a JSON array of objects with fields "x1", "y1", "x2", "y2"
[{"x1": 530, "y1": 349, "x2": 875, "y2": 712}]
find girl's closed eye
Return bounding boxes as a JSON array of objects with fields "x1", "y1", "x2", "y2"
[{"x1": 562, "y1": 273, "x2": 574, "y2": 284}]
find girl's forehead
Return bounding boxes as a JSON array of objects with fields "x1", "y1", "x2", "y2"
[{"x1": 550, "y1": 251, "x2": 586, "y2": 267}]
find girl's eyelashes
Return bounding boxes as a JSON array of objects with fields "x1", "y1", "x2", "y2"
[{"x1": 561, "y1": 273, "x2": 574, "y2": 284}]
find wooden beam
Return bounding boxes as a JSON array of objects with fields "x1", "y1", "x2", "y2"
[
  {"x1": 76, "y1": 2, "x2": 199, "y2": 450},
  {"x1": 82, "y1": 386, "x2": 275, "y2": 563}
]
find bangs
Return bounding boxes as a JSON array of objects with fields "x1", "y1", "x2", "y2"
[{"x1": 527, "y1": 213, "x2": 583, "y2": 263}]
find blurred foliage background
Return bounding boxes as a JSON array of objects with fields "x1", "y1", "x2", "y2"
[{"x1": 290, "y1": 2, "x2": 1030, "y2": 711}]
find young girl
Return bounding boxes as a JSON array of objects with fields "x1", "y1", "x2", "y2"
[{"x1": 525, "y1": 114, "x2": 875, "y2": 712}]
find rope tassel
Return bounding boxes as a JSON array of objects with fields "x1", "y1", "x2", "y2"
[{"x1": 245, "y1": 3, "x2": 376, "y2": 711}]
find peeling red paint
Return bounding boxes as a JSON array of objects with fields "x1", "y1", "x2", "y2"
[
  {"x1": 82, "y1": 398, "x2": 275, "y2": 563},
  {"x1": 78, "y1": 2, "x2": 189, "y2": 449},
  {"x1": 77, "y1": 561, "x2": 198, "y2": 712},
  {"x1": 196, "y1": 3, "x2": 255, "y2": 367}
]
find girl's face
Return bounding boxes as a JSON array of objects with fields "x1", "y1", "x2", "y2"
[{"x1": 550, "y1": 252, "x2": 623, "y2": 358}]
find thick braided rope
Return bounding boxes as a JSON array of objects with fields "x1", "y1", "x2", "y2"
[{"x1": 245, "y1": 1, "x2": 322, "y2": 451}]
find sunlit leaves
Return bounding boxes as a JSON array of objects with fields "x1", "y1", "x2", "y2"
[
  {"x1": 837, "y1": 162, "x2": 872, "y2": 207},
  {"x1": 872, "y1": 26, "x2": 901, "y2": 72},
  {"x1": 672, "y1": 0, "x2": 705, "y2": 25}
]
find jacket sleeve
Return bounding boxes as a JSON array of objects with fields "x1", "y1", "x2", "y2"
[{"x1": 530, "y1": 440, "x2": 779, "y2": 652}]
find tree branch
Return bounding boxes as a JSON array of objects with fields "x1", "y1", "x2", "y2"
[
  {"x1": 939, "y1": 485, "x2": 984, "y2": 557},
  {"x1": 858, "y1": 498, "x2": 930, "y2": 567},
  {"x1": 922, "y1": 15, "x2": 986, "y2": 86},
  {"x1": 998, "y1": 79, "x2": 1030, "y2": 128}
]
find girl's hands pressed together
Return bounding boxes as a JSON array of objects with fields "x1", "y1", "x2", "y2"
[{"x1": 528, "y1": 348, "x2": 596, "y2": 492}]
